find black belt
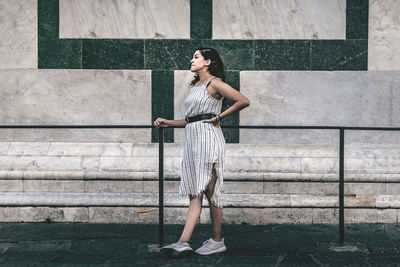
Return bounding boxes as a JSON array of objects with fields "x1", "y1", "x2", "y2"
[{"x1": 185, "y1": 114, "x2": 216, "y2": 124}]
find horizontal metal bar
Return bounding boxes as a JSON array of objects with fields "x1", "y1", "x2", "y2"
[
  {"x1": 0, "y1": 125, "x2": 400, "y2": 131},
  {"x1": 335, "y1": 127, "x2": 400, "y2": 131},
  {"x1": 0, "y1": 125, "x2": 153, "y2": 129}
]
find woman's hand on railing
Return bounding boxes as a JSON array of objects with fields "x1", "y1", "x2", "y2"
[{"x1": 154, "y1": 118, "x2": 170, "y2": 128}]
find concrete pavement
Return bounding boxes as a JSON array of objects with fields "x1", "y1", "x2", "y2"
[{"x1": 0, "y1": 223, "x2": 399, "y2": 266}]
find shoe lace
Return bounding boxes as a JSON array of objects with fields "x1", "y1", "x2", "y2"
[{"x1": 202, "y1": 239, "x2": 213, "y2": 247}]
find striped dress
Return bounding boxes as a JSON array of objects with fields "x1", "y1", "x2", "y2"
[{"x1": 180, "y1": 78, "x2": 226, "y2": 208}]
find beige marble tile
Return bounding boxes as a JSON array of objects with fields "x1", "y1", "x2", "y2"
[
  {"x1": 213, "y1": 0, "x2": 345, "y2": 39},
  {"x1": 0, "y1": 0, "x2": 37, "y2": 69},
  {"x1": 174, "y1": 70, "x2": 194, "y2": 143},
  {"x1": 0, "y1": 69, "x2": 151, "y2": 142},
  {"x1": 239, "y1": 71, "x2": 400, "y2": 144},
  {"x1": 60, "y1": 0, "x2": 190, "y2": 39},
  {"x1": 369, "y1": 0, "x2": 400, "y2": 70}
]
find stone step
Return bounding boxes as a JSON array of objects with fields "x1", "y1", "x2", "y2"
[
  {"x1": 1, "y1": 170, "x2": 400, "y2": 182},
  {"x1": 0, "y1": 192, "x2": 399, "y2": 208},
  {"x1": 0, "y1": 179, "x2": 399, "y2": 195},
  {"x1": 0, "y1": 205, "x2": 399, "y2": 224},
  {"x1": 3, "y1": 142, "x2": 400, "y2": 157},
  {"x1": 1, "y1": 143, "x2": 400, "y2": 182}
]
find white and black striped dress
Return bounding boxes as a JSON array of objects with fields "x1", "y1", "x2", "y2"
[{"x1": 180, "y1": 78, "x2": 226, "y2": 207}]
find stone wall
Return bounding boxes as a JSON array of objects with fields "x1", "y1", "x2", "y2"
[{"x1": 0, "y1": 0, "x2": 399, "y2": 224}]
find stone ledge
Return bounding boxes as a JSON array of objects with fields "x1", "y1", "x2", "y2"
[
  {"x1": 0, "y1": 207, "x2": 398, "y2": 224},
  {"x1": 1, "y1": 192, "x2": 399, "y2": 208},
  {"x1": 3, "y1": 142, "x2": 400, "y2": 155},
  {"x1": 1, "y1": 180, "x2": 397, "y2": 195},
  {"x1": 1, "y1": 170, "x2": 399, "y2": 182},
  {"x1": 1, "y1": 142, "x2": 399, "y2": 181}
]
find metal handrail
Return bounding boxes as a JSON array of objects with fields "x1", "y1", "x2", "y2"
[
  {"x1": 158, "y1": 125, "x2": 400, "y2": 246},
  {"x1": 1, "y1": 124, "x2": 400, "y2": 246}
]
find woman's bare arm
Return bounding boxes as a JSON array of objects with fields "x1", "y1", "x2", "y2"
[
  {"x1": 202, "y1": 79, "x2": 250, "y2": 124},
  {"x1": 154, "y1": 118, "x2": 187, "y2": 128}
]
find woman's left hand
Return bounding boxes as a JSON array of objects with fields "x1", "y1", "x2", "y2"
[{"x1": 202, "y1": 117, "x2": 220, "y2": 126}]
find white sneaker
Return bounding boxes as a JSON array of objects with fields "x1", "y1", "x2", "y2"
[
  {"x1": 195, "y1": 238, "x2": 227, "y2": 255},
  {"x1": 160, "y1": 242, "x2": 193, "y2": 258}
]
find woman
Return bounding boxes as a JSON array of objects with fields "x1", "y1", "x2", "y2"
[{"x1": 154, "y1": 47, "x2": 250, "y2": 258}]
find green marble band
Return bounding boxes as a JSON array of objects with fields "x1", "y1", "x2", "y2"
[
  {"x1": 83, "y1": 39, "x2": 144, "y2": 69},
  {"x1": 190, "y1": 0, "x2": 212, "y2": 39},
  {"x1": 38, "y1": 0, "x2": 58, "y2": 40},
  {"x1": 346, "y1": 0, "x2": 369, "y2": 40},
  {"x1": 152, "y1": 70, "x2": 174, "y2": 143}
]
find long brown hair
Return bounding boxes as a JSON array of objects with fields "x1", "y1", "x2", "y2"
[{"x1": 191, "y1": 47, "x2": 226, "y2": 86}]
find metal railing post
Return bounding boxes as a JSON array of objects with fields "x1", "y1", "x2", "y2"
[
  {"x1": 339, "y1": 128, "x2": 345, "y2": 244},
  {"x1": 158, "y1": 128, "x2": 164, "y2": 246}
]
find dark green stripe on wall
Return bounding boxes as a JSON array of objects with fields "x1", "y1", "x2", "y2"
[
  {"x1": 346, "y1": 0, "x2": 369, "y2": 40},
  {"x1": 145, "y1": 40, "x2": 200, "y2": 70},
  {"x1": 223, "y1": 71, "x2": 240, "y2": 143},
  {"x1": 83, "y1": 39, "x2": 144, "y2": 69},
  {"x1": 152, "y1": 70, "x2": 174, "y2": 143},
  {"x1": 39, "y1": 39, "x2": 82, "y2": 69},
  {"x1": 145, "y1": 39, "x2": 253, "y2": 71},
  {"x1": 190, "y1": 0, "x2": 212, "y2": 39},
  {"x1": 311, "y1": 40, "x2": 368, "y2": 70},
  {"x1": 202, "y1": 40, "x2": 254, "y2": 70},
  {"x1": 38, "y1": 0, "x2": 58, "y2": 40},
  {"x1": 254, "y1": 40, "x2": 311, "y2": 70}
]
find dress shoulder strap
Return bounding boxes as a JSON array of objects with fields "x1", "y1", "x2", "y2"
[{"x1": 205, "y1": 77, "x2": 221, "y2": 88}]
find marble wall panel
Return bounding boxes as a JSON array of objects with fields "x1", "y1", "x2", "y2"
[
  {"x1": 48, "y1": 142, "x2": 133, "y2": 157},
  {"x1": 0, "y1": 0, "x2": 37, "y2": 69},
  {"x1": 0, "y1": 69, "x2": 151, "y2": 142},
  {"x1": 23, "y1": 180, "x2": 84, "y2": 192},
  {"x1": 312, "y1": 208, "x2": 338, "y2": 224},
  {"x1": 345, "y1": 208, "x2": 397, "y2": 223},
  {"x1": 213, "y1": 0, "x2": 346, "y2": 39},
  {"x1": 8, "y1": 142, "x2": 50, "y2": 156},
  {"x1": 85, "y1": 181, "x2": 144, "y2": 193},
  {"x1": 59, "y1": 0, "x2": 190, "y2": 39},
  {"x1": 0, "y1": 180, "x2": 23, "y2": 191},
  {"x1": 240, "y1": 71, "x2": 400, "y2": 144},
  {"x1": 174, "y1": 70, "x2": 194, "y2": 143},
  {"x1": 0, "y1": 143, "x2": 9, "y2": 156},
  {"x1": 0, "y1": 156, "x2": 84, "y2": 171},
  {"x1": 1, "y1": 206, "x2": 399, "y2": 223},
  {"x1": 98, "y1": 156, "x2": 156, "y2": 172},
  {"x1": 369, "y1": 0, "x2": 400, "y2": 70},
  {"x1": 89, "y1": 207, "x2": 135, "y2": 223}
]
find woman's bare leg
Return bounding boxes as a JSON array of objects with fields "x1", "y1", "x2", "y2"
[
  {"x1": 178, "y1": 194, "x2": 203, "y2": 243},
  {"x1": 205, "y1": 168, "x2": 222, "y2": 242}
]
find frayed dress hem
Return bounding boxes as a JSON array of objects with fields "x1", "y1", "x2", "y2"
[{"x1": 178, "y1": 167, "x2": 223, "y2": 208}]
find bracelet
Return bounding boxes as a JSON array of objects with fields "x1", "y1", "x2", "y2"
[{"x1": 215, "y1": 114, "x2": 222, "y2": 122}]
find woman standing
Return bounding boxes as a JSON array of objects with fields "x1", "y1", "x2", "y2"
[{"x1": 154, "y1": 48, "x2": 250, "y2": 258}]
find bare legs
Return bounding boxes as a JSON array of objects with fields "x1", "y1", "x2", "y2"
[
  {"x1": 204, "y1": 168, "x2": 222, "y2": 242},
  {"x1": 178, "y1": 167, "x2": 222, "y2": 243},
  {"x1": 178, "y1": 194, "x2": 202, "y2": 243}
]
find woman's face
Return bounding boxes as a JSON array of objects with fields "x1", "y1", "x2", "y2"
[{"x1": 190, "y1": 50, "x2": 209, "y2": 72}]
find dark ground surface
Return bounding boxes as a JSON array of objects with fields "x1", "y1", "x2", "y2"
[{"x1": 0, "y1": 223, "x2": 399, "y2": 266}]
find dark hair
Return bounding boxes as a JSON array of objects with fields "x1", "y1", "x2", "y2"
[{"x1": 191, "y1": 47, "x2": 226, "y2": 86}]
